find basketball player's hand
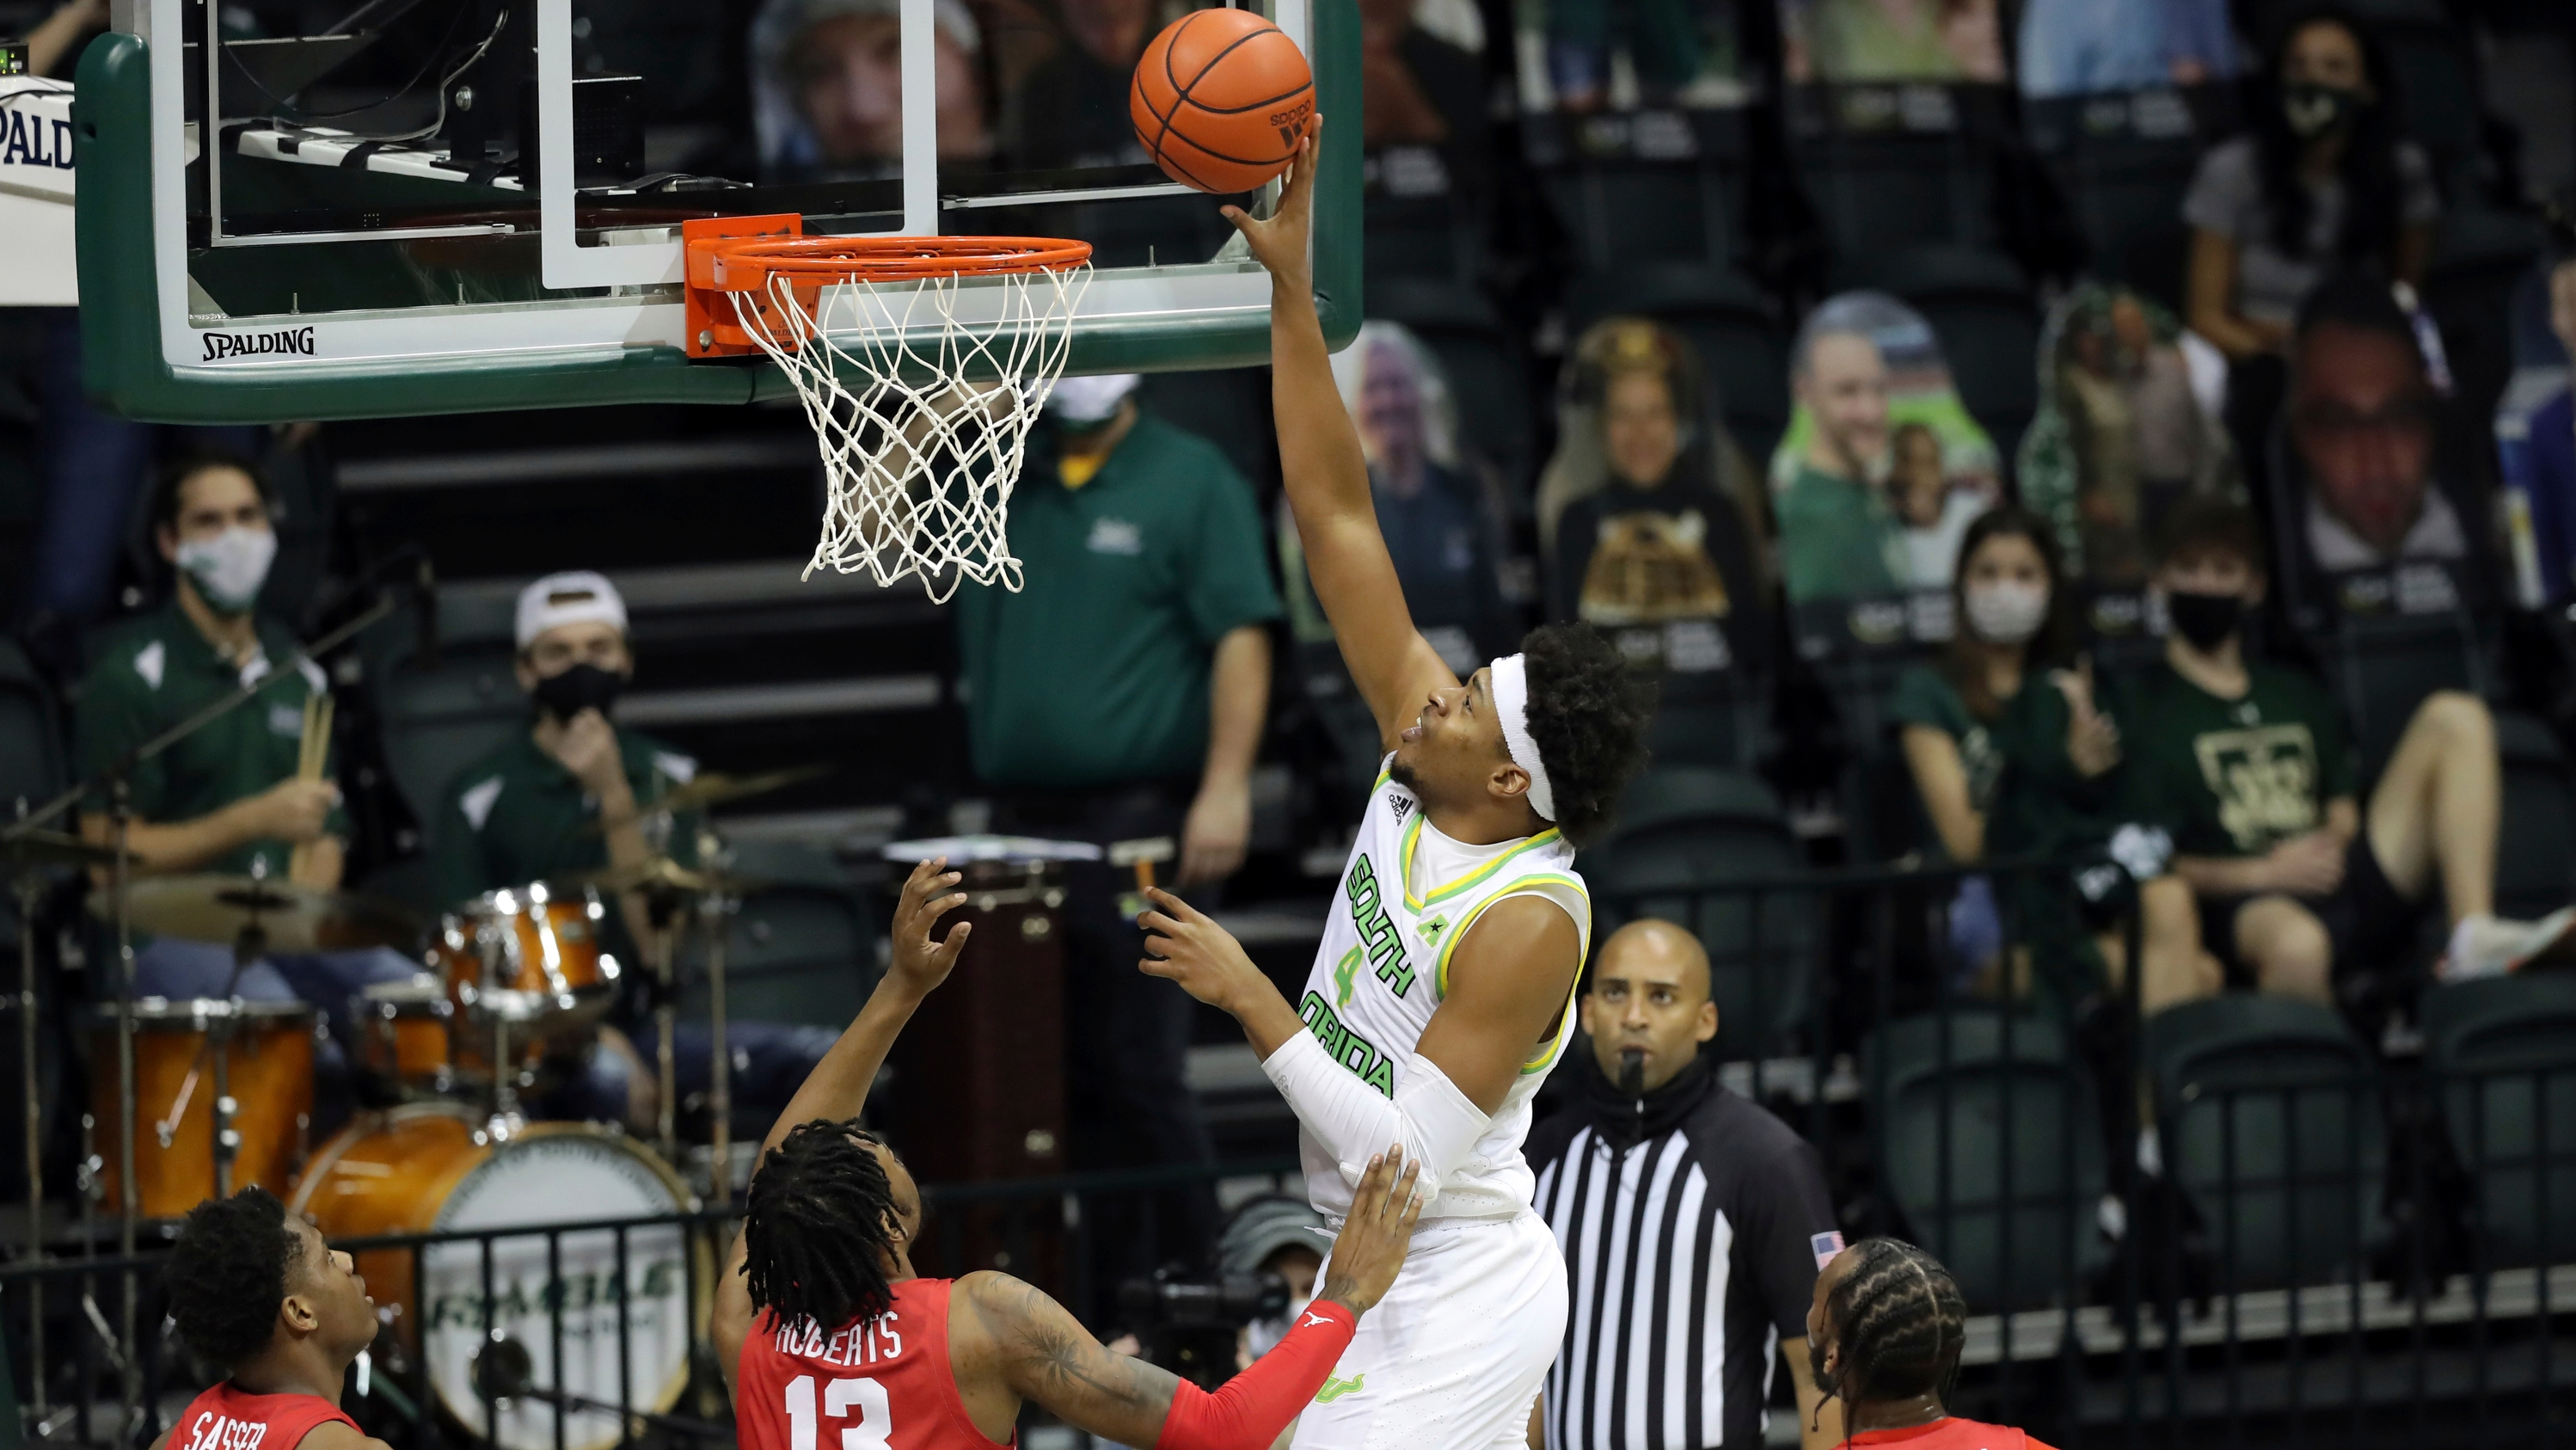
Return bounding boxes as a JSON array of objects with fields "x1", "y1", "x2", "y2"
[
  {"x1": 1220, "y1": 114, "x2": 1320, "y2": 295},
  {"x1": 1137, "y1": 885, "x2": 1266, "y2": 1016},
  {"x1": 1317, "y1": 1147, "x2": 1425, "y2": 1316},
  {"x1": 886, "y1": 857, "x2": 972, "y2": 996}
]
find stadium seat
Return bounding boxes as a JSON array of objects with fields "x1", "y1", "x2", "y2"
[
  {"x1": 2145, "y1": 996, "x2": 2386, "y2": 1291},
  {"x1": 1795, "y1": 132, "x2": 1999, "y2": 261},
  {"x1": 2493, "y1": 712, "x2": 2576, "y2": 922},
  {"x1": 1544, "y1": 163, "x2": 1737, "y2": 275},
  {"x1": 374, "y1": 642, "x2": 531, "y2": 834},
  {"x1": 1563, "y1": 265, "x2": 1791, "y2": 464},
  {"x1": 679, "y1": 839, "x2": 878, "y2": 1029},
  {"x1": 2424, "y1": 209, "x2": 2555, "y2": 431},
  {"x1": 2422, "y1": 974, "x2": 2576, "y2": 1269},
  {"x1": 1830, "y1": 246, "x2": 2041, "y2": 458},
  {"x1": 2026, "y1": 114, "x2": 2203, "y2": 313},
  {"x1": 1366, "y1": 279, "x2": 1538, "y2": 505},
  {"x1": 2313, "y1": 610, "x2": 2488, "y2": 778},
  {"x1": 1585, "y1": 767, "x2": 1813, "y2": 1061},
  {"x1": 1867, "y1": 1009, "x2": 2109, "y2": 1312}
]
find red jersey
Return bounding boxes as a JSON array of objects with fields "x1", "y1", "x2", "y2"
[
  {"x1": 169, "y1": 1382, "x2": 359, "y2": 1450},
  {"x1": 737, "y1": 1278, "x2": 1010, "y2": 1450},
  {"x1": 1849, "y1": 1417, "x2": 2058, "y2": 1450}
]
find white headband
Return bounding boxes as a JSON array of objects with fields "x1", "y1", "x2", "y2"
[{"x1": 1487, "y1": 654, "x2": 1557, "y2": 824}]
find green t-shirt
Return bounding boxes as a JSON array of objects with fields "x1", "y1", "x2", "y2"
[
  {"x1": 430, "y1": 728, "x2": 703, "y2": 910},
  {"x1": 1889, "y1": 664, "x2": 2008, "y2": 823},
  {"x1": 1776, "y1": 462, "x2": 1904, "y2": 603},
  {"x1": 955, "y1": 414, "x2": 1284, "y2": 790},
  {"x1": 75, "y1": 599, "x2": 347, "y2": 879},
  {"x1": 2114, "y1": 660, "x2": 2359, "y2": 860}
]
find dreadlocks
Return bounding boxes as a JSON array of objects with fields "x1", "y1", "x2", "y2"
[
  {"x1": 165, "y1": 1187, "x2": 300, "y2": 1372},
  {"x1": 1820, "y1": 1238, "x2": 1967, "y2": 1407},
  {"x1": 741, "y1": 1121, "x2": 904, "y2": 1336}
]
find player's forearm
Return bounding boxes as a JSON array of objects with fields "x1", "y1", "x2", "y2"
[
  {"x1": 1203, "y1": 626, "x2": 1270, "y2": 792},
  {"x1": 1267, "y1": 280, "x2": 1376, "y2": 550},
  {"x1": 1153, "y1": 1300, "x2": 1358, "y2": 1450},
  {"x1": 758, "y1": 973, "x2": 932, "y2": 1154},
  {"x1": 1260, "y1": 1031, "x2": 1488, "y2": 1187}
]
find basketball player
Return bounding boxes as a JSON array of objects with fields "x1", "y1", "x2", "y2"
[
  {"x1": 1808, "y1": 1238, "x2": 2061, "y2": 1450},
  {"x1": 713, "y1": 856, "x2": 1427, "y2": 1450},
  {"x1": 148, "y1": 1188, "x2": 394, "y2": 1450},
  {"x1": 1135, "y1": 118, "x2": 1655, "y2": 1448}
]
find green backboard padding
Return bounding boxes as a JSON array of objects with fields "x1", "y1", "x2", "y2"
[{"x1": 75, "y1": 4, "x2": 1363, "y2": 425}]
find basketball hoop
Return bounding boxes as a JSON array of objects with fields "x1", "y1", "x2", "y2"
[{"x1": 684, "y1": 216, "x2": 1094, "y2": 600}]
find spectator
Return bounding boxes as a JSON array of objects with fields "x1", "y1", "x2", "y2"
[
  {"x1": 954, "y1": 370, "x2": 1280, "y2": 1315},
  {"x1": 430, "y1": 573, "x2": 837, "y2": 1132},
  {"x1": 1531, "y1": 0, "x2": 1749, "y2": 112},
  {"x1": 72, "y1": 458, "x2": 416, "y2": 1113},
  {"x1": 1781, "y1": 0, "x2": 2006, "y2": 84},
  {"x1": 2287, "y1": 271, "x2": 2470, "y2": 572},
  {"x1": 1806, "y1": 1239, "x2": 2064, "y2": 1450},
  {"x1": 1218, "y1": 1196, "x2": 1326, "y2": 1367},
  {"x1": 1528, "y1": 920, "x2": 1844, "y2": 1450},
  {"x1": 1543, "y1": 319, "x2": 1769, "y2": 671},
  {"x1": 751, "y1": 0, "x2": 991, "y2": 180},
  {"x1": 1774, "y1": 293, "x2": 2003, "y2": 603},
  {"x1": 2016, "y1": 0, "x2": 2237, "y2": 100},
  {"x1": 1003, "y1": 0, "x2": 1154, "y2": 169},
  {"x1": 2182, "y1": 4, "x2": 2435, "y2": 485},
  {"x1": 2019, "y1": 283, "x2": 2239, "y2": 591},
  {"x1": 2515, "y1": 252, "x2": 2576, "y2": 601},
  {"x1": 2117, "y1": 497, "x2": 2572, "y2": 1003}
]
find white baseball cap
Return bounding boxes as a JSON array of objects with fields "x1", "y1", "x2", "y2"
[
  {"x1": 515, "y1": 571, "x2": 629, "y2": 649},
  {"x1": 1045, "y1": 372, "x2": 1143, "y2": 424}
]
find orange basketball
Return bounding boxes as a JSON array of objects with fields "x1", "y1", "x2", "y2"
[{"x1": 1129, "y1": 8, "x2": 1315, "y2": 195}]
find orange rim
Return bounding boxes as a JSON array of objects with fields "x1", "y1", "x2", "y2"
[{"x1": 694, "y1": 234, "x2": 1092, "y2": 288}]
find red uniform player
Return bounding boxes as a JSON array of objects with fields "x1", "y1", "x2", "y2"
[
  {"x1": 1807, "y1": 1238, "x2": 2062, "y2": 1450},
  {"x1": 714, "y1": 857, "x2": 1424, "y2": 1450}
]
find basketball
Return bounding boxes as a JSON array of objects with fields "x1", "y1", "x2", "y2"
[{"x1": 1129, "y1": 8, "x2": 1315, "y2": 195}]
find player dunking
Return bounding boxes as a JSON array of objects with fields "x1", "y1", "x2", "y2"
[
  {"x1": 715, "y1": 857, "x2": 1427, "y2": 1450},
  {"x1": 1138, "y1": 118, "x2": 1655, "y2": 1449}
]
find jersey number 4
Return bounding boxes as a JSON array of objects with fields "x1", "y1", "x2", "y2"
[{"x1": 784, "y1": 1374, "x2": 893, "y2": 1450}]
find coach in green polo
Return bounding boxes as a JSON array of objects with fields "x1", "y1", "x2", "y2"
[{"x1": 954, "y1": 371, "x2": 1279, "y2": 1312}]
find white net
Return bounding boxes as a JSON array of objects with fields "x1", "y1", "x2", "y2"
[{"x1": 728, "y1": 261, "x2": 1093, "y2": 602}]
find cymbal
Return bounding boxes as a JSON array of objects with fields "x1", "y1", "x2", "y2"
[
  {"x1": 96, "y1": 875, "x2": 423, "y2": 953},
  {"x1": 588, "y1": 765, "x2": 831, "y2": 832},
  {"x1": 0, "y1": 828, "x2": 117, "y2": 871},
  {"x1": 566, "y1": 856, "x2": 769, "y2": 898}
]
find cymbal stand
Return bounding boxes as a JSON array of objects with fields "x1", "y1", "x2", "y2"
[
  {"x1": 702, "y1": 883, "x2": 733, "y2": 1204},
  {"x1": 646, "y1": 885, "x2": 686, "y2": 1163},
  {"x1": 108, "y1": 777, "x2": 138, "y2": 1430},
  {"x1": 14, "y1": 835, "x2": 47, "y2": 1422},
  {"x1": 487, "y1": 1011, "x2": 523, "y2": 1140}
]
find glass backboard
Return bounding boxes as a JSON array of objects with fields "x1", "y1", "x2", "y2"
[{"x1": 77, "y1": 0, "x2": 1357, "y2": 423}]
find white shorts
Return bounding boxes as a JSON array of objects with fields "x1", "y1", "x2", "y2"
[{"x1": 1292, "y1": 1211, "x2": 1567, "y2": 1450}]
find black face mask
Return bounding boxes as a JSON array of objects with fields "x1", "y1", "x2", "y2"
[
  {"x1": 531, "y1": 662, "x2": 624, "y2": 723},
  {"x1": 2283, "y1": 82, "x2": 2365, "y2": 139},
  {"x1": 2165, "y1": 590, "x2": 2244, "y2": 652}
]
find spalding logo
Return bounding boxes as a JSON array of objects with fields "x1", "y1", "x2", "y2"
[{"x1": 201, "y1": 327, "x2": 317, "y2": 363}]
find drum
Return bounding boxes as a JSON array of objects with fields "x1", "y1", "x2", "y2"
[
  {"x1": 355, "y1": 974, "x2": 459, "y2": 1095},
  {"x1": 431, "y1": 884, "x2": 620, "y2": 1030},
  {"x1": 292, "y1": 1105, "x2": 699, "y2": 1450},
  {"x1": 89, "y1": 998, "x2": 316, "y2": 1217}
]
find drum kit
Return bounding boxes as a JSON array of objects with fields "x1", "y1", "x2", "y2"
[{"x1": 5, "y1": 745, "x2": 817, "y2": 1450}]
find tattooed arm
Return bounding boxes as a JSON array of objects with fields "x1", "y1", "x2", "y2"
[{"x1": 957, "y1": 1273, "x2": 1189, "y2": 1446}]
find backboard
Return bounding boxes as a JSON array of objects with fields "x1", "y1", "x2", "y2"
[{"x1": 76, "y1": 0, "x2": 1359, "y2": 424}]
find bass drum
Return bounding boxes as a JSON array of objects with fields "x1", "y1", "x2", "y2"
[{"x1": 291, "y1": 1105, "x2": 702, "y2": 1450}]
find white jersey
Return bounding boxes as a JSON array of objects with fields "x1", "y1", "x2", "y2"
[{"x1": 1294, "y1": 760, "x2": 1591, "y2": 1222}]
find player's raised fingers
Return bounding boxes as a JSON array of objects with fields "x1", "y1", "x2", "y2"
[{"x1": 1143, "y1": 885, "x2": 1204, "y2": 922}]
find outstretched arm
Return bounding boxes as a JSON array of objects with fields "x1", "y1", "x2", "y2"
[
  {"x1": 712, "y1": 858, "x2": 973, "y2": 1390},
  {"x1": 1226, "y1": 118, "x2": 1457, "y2": 747},
  {"x1": 957, "y1": 1152, "x2": 1423, "y2": 1449}
]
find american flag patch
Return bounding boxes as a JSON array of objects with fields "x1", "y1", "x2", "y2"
[{"x1": 1812, "y1": 1231, "x2": 1847, "y2": 1269}]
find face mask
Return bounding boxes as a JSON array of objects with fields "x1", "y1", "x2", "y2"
[
  {"x1": 1963, "y1": 580, "x2": 2050, "y2": 645},
  {"x1": 2164, "y1": 589, "x2": 2244, "y2": 651},
  {"x1": 2283, "y1": 82, "x2": 2365, "y2": 139},
  {"x1": 175, "y1": 525, "x2": 278, "y2": 617},
  {"x1": 531, "y1": 661, "x2": 625, "y2": 723}
]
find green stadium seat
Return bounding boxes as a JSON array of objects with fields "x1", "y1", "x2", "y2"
[
  {"x1": 1868, "y1": 1009, "x2": 2109, "y2": 1312},
  {"x1": 2493, "y1": 713, "x2": 2576, "y2": 922},
  {"x1": 680, "y1": 839, "x2": 878, "y2": 1029},
  {"x1": 1585, "y1": 768, "x2": 1812, "y2": 1061},
  {"x1": 2145, "y1": 995, "x2": 2385, "y2": 1291},
  {"x1": 375, "y1": 641, "x2": 531, "y2": 836},
  {"x1": 2315, "y1": 610, "x2": 2487, "y2": 779},
  {"x1": 2423, "y1": 975, "x2": 2576, "y2": 1270},
  {"x1": 1368, "y1": 280, "x2": 1537, "y2": 506}
]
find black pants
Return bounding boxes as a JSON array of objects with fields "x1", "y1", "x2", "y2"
[{"x1": 991, "y1": 778, "x2": 1219, "y2": 1325}]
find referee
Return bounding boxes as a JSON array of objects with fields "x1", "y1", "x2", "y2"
[{"x1": 1528, "y1": 919, "x2": 1844, "y2": 1450}]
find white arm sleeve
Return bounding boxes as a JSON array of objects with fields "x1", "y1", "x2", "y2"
[{"x1": 1260, "y1": 1030, "x2": 1491, "y2": 1189}]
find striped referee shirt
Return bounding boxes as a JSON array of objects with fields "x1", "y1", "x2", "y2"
[{"x1": 1528, "y1": 1054, "x2": 1841, "y2": 1450}]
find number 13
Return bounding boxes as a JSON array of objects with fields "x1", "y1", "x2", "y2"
[{"x1": 785, "y1": 1373, "x2": 893, "y2": 1450}]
